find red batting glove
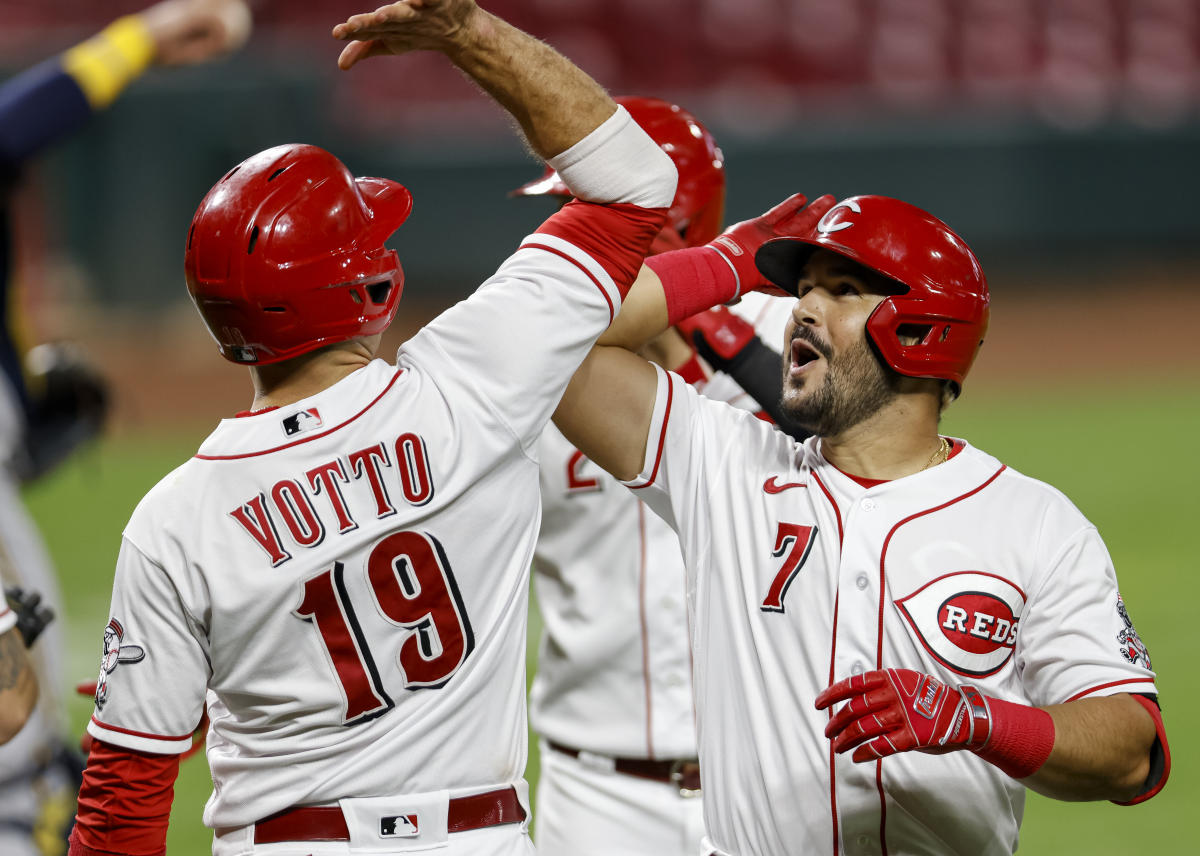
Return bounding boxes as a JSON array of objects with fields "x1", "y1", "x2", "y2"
[
  {"x1": 707, "y1": 193, "x2": 837, "y2": 299},
  {"x1": 648, "y1": 193, "x2": 836, "y2": 325},
  {"x1": 815, "y1": 668, "x2": 1055, "y2": 778},
  {"x1": 675, "y1": 306, "x2": 757, "y2": 364},
  {"x1": 816, "y1": 669, "x2": 991, "y2": 761}
]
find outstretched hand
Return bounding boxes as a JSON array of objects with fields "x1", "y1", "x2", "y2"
[
  {"x1": 140, "y1": 0, "x2": 252, "y2": 66},
  {"x1": 333, "y1": 0, "x2": 483, "y2": 71},
  {"x1": 706, "y1": 193, "x2": 836, "y2": 298}
]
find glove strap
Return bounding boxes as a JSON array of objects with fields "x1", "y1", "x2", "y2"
[
  {"x1": 646, "y1": 247, "x2": 742, "y2": 326},
  {"x1": 971, "y1": 695, "x2": 1056, "y2": 779}
]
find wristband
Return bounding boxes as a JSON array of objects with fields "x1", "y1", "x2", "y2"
[
  {"x1": 672, "y1": 352, "x2": 708, "y2": 386},
  {"x1": 62, "y1": 16, "x2": 155, "y2": 109},
  {"x1": 647, "y1": 247, "x2": 741, "y2": 327},
  {"x1": 973, "y1": 695, "x2": 1056, "y2": 779}
]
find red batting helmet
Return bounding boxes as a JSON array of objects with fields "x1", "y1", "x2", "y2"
[
  {"x1": 755, "y1": 195, "x2": 989, "y2": 391},
  {"x1": 510, "y1": 96, "x2": 726, "y2": 247},
  {"x1": 185, "y1": 143, "x2": 413, "y2": 365}
]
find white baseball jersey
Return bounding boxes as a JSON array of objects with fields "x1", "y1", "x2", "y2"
[
  {"x1": 530, "y1": 291, "x2": 792, "y2": 759},
  {"x1": 626, "y1": 367, "x2": 1159, "y2": 856},
  {"x1": 84, "y1": 109, "x2": 677, "y2": 833}
]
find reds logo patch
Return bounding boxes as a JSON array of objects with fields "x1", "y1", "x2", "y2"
[
  {"x1": 896, "y1": 572, "x2": 1026, "y2": 677},
  {"x1": 94, "y1": 618, "x2": 146, "y2": 709},
  {"x1": 1116, "y1": 593, "x2": 1151, "y2": 669}
]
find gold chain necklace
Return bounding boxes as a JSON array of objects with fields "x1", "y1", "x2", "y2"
[{"x1": 922, "y1": 436, "x2": 950, "y2": 471}]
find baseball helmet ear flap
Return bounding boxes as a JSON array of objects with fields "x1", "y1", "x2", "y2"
[
  {"x1": 510, "y1": 95, "x2": 726, "y2": 249},
  {"x1": 755, "y1": 195, "x2": 989, "y2": 392},
  {"x1": 185, "y1": 144, "x2": 413, "y2": 365}
]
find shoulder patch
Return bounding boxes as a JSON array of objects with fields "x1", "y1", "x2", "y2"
[
  {"x1": 1116, "y1": 593, "x2": 1152, "y2": 669},
  {"x1": 95, "y1": 618, "x2": 146, "y2": 709}
]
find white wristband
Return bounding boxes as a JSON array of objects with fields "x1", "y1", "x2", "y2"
[{"x1": 547, "y1": 106, "x2": 677, "y2": 208}]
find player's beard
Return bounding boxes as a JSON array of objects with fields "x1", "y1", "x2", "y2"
[{"x1": 780, "y1": 328, "x2": 902, "y2": 437}]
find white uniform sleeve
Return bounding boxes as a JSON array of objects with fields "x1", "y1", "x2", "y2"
[
  {"x1": 1016, "y1": 523, "x2": 1159, "y2": 706},
  {"x1": 86, "y1": 537, "x2": 210, "y2": 754},
  {"x1": 399, "y1": 107, "x2": 676, "y2": 448},
  {"x1": 622, "y1": 365, "x2": 784, "y2": 542}
]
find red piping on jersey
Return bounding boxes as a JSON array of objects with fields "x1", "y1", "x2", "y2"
[
  {"x1": 234, "y1": 405, "x2": 280, "y2": 418},
  {"x1": 521, "y1": 241, "x2": 615, "y2": 325},
  {"x1": 873, "y1": 463, "x2": 1007, "y2": 854},
  {"x1": 1065, "y1": 678, "x2": 1158, "y2": 703},
  {"x1": 826, "y1": 589, "x2": 841, "y2": 856},
  {"x1": 810, "y1": 471, "x2": 843, "y2": 546},
  {"x1": 637, "y1": 502, "x2": 655, "y2": 758},
  {"x1": 90, "y1": 715, "x2": 195, "y2": 743},
  {"x1": 810, "y1": 469, "x2": 844, "y2": 856},
  {"x1": 195, "y1": 369, "x2": 405, "y2": 460},
  {"x1": 630, "y1": 372, "x2": 675, "y2": 490}
]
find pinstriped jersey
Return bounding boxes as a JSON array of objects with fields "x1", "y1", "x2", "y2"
[{"x1": 626, "y1": 366, "x2": 1159, "y2": 856}]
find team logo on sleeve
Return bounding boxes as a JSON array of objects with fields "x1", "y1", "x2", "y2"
[
  {"x1": 94, "y1": 618, "x2": 146, "y2": 709},
  {"x1": 1116, "y1": 594, "x2": 1151, "y2": 669},
  {"x1": 895, "y1": 572, "x2": 1026, "y2": 677},
  {"x1": 282, "y1": 408, "x2": 324, "y2": 436}
]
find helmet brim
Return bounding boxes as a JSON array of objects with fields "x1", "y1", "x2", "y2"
[
  {"x1": 357, "y1": 177, "x2": 414, "y2": 246},
  {"x1": 755, "y1": 237, "x2": 828, "y2": 297}
]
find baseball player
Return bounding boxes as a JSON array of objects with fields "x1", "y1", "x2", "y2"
[
  {"x1": 550, "y1": 193, "x2": 1169, "y2": 855},
  {"x1": 0, "y1": 4, "x2": 250, "y2": 852},
  {"x1": 67, "y1": 2, "x2": 677, "y2": 855},
  {"x1": 513, "y1": 97, "x2": 805, "y2": 856}
]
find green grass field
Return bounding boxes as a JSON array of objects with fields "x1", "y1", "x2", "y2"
[{"x1": 23, "y1": 376, "x2": 1196, "y2": 855}]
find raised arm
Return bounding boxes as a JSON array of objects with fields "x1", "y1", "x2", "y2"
[
  {"x1": 553, "y1": 194, "x2": 834, "y2": 480},
  {"x1": 334, "y1": 0, "x2": 613, "y2": 160},
  {"x1": 0, "y1": 0, "x2": 250, "y2": 173}
]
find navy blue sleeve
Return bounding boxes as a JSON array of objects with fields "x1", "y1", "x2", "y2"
[
  {"x1": 0, "y1": 59, "x2": 92, "y2": 413},
  {"x1": 0, "y1": 58, "x2": 93, "y2": 183}
]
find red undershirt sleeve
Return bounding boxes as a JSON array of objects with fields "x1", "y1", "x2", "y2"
[{"x1": 68, "y1": 738, "x2": 181, "y2": 856}]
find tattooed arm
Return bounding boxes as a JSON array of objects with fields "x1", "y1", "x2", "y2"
[{"x1": 0, "y1": 626, "x2": 37, "y2": 744}]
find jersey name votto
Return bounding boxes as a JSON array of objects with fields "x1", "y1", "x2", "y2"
[{"x1": 229, "y1": 431, "x2": 434, "y2": 567}]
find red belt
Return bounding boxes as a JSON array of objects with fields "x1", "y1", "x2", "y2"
[
  {"x1": 252, "y1": 786, "x2": 525, "y2": 844},
  {"x1": 547, "y1": 740, "x2": 701, "y2": 792}
]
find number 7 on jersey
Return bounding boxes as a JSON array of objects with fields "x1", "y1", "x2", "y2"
[{"x1": 761, "y1": 522, "x2": 817, "y2": 613}]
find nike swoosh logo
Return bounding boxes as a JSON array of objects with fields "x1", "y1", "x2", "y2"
[{"x1": 763, "y1": 476, "x2": 806, "y2": 494}]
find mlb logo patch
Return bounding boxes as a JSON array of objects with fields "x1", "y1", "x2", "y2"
[
  {"x1": 282, "y1": 408, "x2": 323, "y2": 436},
  {"x1": 380, "y1": 814, "x2": 419, "y2": 838}
]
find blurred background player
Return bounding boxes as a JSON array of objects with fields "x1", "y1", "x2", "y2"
[
  {"x1": 1, "y1": 585, "x2": 55, "y2": 746},
  {"x1": 512, "y1": 96, "x2": 807, "y2": 856},
  {"x1": 68, "y1": 1, "x2": 677, "y2": 854},
  {"x1": 0, "y1": 1, "x2": 250, "y2": 853}
]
